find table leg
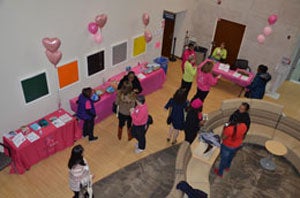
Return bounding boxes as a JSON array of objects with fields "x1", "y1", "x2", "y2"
[{"x1": 260, "y1": 153, "x2": 276, "y2": 171}]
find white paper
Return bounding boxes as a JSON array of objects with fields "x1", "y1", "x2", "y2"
[
  {"x1": 12, "y1": 133, "x2": 26, "y2": 148},
  {"x1": 241, "y1": 75, "x2": 249, "y2": 81},
  {"x1": 137, "y1": 73, "x2": 146, "y2": 79},
  {"x1": 4, "y1": 131, "x2": 17, "y2": 139},
  {"x1": 218, "y1": 63, "x2": 230, "y2": 72},
  {"x1": 59, "y1": 113, "x2": 72, "y2": 123},
  {"x1": 232, "y1": 72, "x2": 241, "y2": 78},
  {"x1": 26, "y1": 132, "x2": 40, "y2": 143},
  {"x1": 52, "y1": 118, "x2": 65, "y2": 128}
]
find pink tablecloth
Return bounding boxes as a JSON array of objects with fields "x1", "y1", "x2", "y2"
[
  {"x1": 3, "y1": 109, "x2": 81, "y2": 174},
  {"x1": 69, "y1": 63, "x2": 166, "y2": 123},
  {"x1": 199, "y1": 59, "x2": 254, "y2": 87}
]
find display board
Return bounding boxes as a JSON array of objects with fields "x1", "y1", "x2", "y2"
[
  {"x1": 87, "y1": 50, "x2": 105, "y2": 76},
  {"x1": 57, "y1": 60, "x2": 79, "y2": 89},
  {"x1": 133, "y1": 35, "x2": 146, "y2": 57},
  {"x1": 112, "y1": 41, "x2": 127, "y2": 66}
]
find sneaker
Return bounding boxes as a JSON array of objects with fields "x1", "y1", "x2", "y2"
[
  {"x1": 135, "y1": 148, "x2": 144, "y2": 154},
  {"x1": 214, "y1": 168, "x2": 223, "y2": 178},
  {"x1": 135, "y1": 143, "x2": 139, "y2": 148},
  {"x1": 89, "y1": 136, "x2": 98, "y2": 141}
]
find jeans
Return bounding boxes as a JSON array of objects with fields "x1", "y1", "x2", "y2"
[
  {"x1": 131, "y1": 125, "x2": 146, "y2": 150},
  {"x1": 218, "y1": 144, "x2": 240, "y2": 175},
  {"x1": 180, "y1": 79, "x2": 192, "y2": 96},
  {"x1": 83, "y1": 119, "x2": 95, "y2": 140},
  {"x1": 191, "y1": 88, "x2": 209, "y2": 102}
]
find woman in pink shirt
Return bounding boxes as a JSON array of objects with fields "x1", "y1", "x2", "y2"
[
  {"x1": 191, "y1": 61, "x2": 221, "y2": 102},
  {"x1": 130, "y1": 95, "x2": 149, "y2": 154}
]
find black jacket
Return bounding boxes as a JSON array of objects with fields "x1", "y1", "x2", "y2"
[
  {"x1": 229, "y1": 110, "x2": 251, "y2": 131},
  {"x1": 117, "y1": 75, "x2": 143, "y2": 94}
]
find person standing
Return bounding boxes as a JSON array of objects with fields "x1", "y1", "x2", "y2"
[
  {"x1": 214, "y1": 121, "x2": 247, "y2": 177},
  {"x1": 164, "y1": 88, "x2": 189, "y2": 145},
  {"x1": 181, "y1": 43, "x2": 196, "y2": 73},
  {"x1": 118, "y1": 71, "x2": 143, "y2": 94},
  {"x1": 245, "y1": 65, "x2": 272, "y2": 99},
  {"x1": 229, "y1": 102, "x2": 251, "y2": 132},
  {"x1": 191, "y1": 61, "x2": 221, "y2": 102},
  {"x1": 76, "y1": 87, "x2": 98, "y2": 141},
  {"x1": 130, "y1": 95, "x2": 149, "y2": 154},
  {"x1": 68, "y1": 145, "x2": 93, "y2": 198},
  {"x1": 115, "y1": 81, "x2": 136, "y2": 141},
  {"x1": 211, "y1": 42, "x2": 227, "y2": 62},
  {"x1": 181, "y1": 55, "x2": 197, "y2": 96},
  {"x1": 184, "y1": 99, "x2": 204, "y2": 144}
]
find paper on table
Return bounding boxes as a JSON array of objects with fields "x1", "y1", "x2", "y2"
[
  {"x1": 218, "y1": 63, "x2": 230, "y2": 72},
  {"x1": 51, "y1": 118, "x2": 65, "y2": 128},
  {"x1": 59, "y1": 113, "x2": 72, "y2": 123},
  {"x1": 4, "y1": 131, "x2": 17, "y2": 139},
  {"x1": 26, "y1": 132, "x2": 40, "y2": 143},
  {"x1": 12, "y1": 133, "x2": 26, "y2": 148},
  {"x1": 241, "y1": 75, "x2": 249, "y2": 81},
  {"x1": 137, "y1": 73, "x2": 146, "y2": 79},
  {"x1": 233, "y1": 71, "x2": 241, "y2": 78}
]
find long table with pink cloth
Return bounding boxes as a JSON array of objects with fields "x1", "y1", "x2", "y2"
[
  {"x1": 3, "y1": 109, "x2": 81, "y2": 174},
  {"x1": 200, "y1": 59, "x2": 254, "y2": 93},
  {"x1": 69, "y1": 63, "x2": 166, "y2": 123}
]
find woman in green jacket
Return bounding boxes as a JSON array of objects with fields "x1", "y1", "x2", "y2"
[{"x1": 181, "y1": 55, "x2": 197, "y2": 95}]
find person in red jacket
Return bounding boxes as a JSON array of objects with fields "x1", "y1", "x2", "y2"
[
  {"x1": 130, "y1": 95, "x2": 149, "y2": 154},
  {"x1": 214, "y1": 120, "x2": 247, "y2": 177}
]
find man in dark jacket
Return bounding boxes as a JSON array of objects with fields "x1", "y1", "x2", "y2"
[{"x1": 245, "y1": 65, "x2": 271, "y2": 99}]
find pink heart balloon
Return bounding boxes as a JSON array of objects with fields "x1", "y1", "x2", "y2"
[
  {"x1": 88, "y1": 22, "x2": 98, "y2": 34},
  {"x1": 45, "y1": 50, "x2": 62, "y2": 66},
  {"x1": 263, "y1": 26, "x2": 272, "y2": 36},
  {"x1": 42, "y1": 37, "x2": 61, "y2": 53},
  {"x1": 144, "y1": 30, "x2": 152, "y2": 43},
  {"x1": 142, "y1": 13, "x2": 150, "y2": 26},
  {"x1": 268, "y1": 14, "x2": 278, "y2": 25},
  {"x1": 95, "y1": 14, "x2": 107, "y2": 29},
  {"x1": 257, "y1": 34, "x2": 265, "y2": 44}
]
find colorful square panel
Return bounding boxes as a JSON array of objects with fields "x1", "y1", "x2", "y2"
[{"x1": 57, "y1": 60, "x2": 79, "y2": 89}]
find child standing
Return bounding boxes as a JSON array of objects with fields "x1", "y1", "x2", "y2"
[
  {"x1": 76, "y1": 87, "x2": 98, "y2": 141},
  {"x1": 164, "y1": 88, "x2": 189, "y2": 145},
  {"x1": 130, "y1": 95, "x2": 149, "y2": 154}
]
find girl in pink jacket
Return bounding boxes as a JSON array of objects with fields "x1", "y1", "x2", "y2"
[
  {"x1": 191, "y1": 61, "x2": 221, "y2": 102},
  {"x1": 130, "y1": 95, "x2": 149, "y2": 153}
]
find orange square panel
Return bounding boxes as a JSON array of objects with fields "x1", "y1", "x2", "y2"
[{"x1": 57, "y1": 60, "x2": 79, "y2": 89}]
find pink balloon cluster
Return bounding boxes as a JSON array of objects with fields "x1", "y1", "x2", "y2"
[
  {"x1": 142, "y1": 13, "x2": 152, "y2": 43},
  {"x1": 257, "y1": 14, "x2": 278, "y2": 44},
  {"x1": 87, "y1": 14, "x2": 108, "y2": 44},
  {"x1": 42, "y1": 37, "x2": 62, "y2": 66}
]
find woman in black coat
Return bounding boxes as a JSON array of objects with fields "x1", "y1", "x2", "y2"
[
  {"x1": 229, "y1": 102, "x2": 251, "y2": 133},
  {"x1": 117, "y1": 71, "x2": 143, "y2": 94}
]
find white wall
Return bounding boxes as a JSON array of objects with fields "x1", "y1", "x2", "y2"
[
  {"x1": 189, "y1": 0, "x2": 300, "y2": 76},
  {"x1": 0, "y1": 0, "x2": 193, "y2": 136}
]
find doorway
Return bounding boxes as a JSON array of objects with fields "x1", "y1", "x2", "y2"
[
  {"x1": 161, "y1": 11, "x2": 176, "y2": 58},
  {"x1": 211, "y1": 19, "x2": 246, "y2": 66}
]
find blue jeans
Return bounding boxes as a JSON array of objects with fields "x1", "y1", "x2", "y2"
[{"x1": 218, "y1": 144, "x2": 240, "y2": 175}]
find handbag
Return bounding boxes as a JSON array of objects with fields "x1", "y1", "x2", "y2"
[
  {"x1": 166, "y1": 107, "x2": 173, "y2": 125},
  {"x1": 148, "y1": 115, "x2": 153, "y2": 125}
]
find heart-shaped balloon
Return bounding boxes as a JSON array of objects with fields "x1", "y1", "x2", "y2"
[
  {"x1": 142, "y1": 13, "x2": 150, "y2": 26},
  {"x1": 144, "y1": 30, "x2": 152, "y2": 43},
  {"x1": 95, "y1": 14, "x2": 107, "y2": 29},
  {"x1": 45, "y1": 50, "x2": 62, "y2": 66},
  {"x1": 42, "y1": 37, "x2": 61, "y2": 53}
]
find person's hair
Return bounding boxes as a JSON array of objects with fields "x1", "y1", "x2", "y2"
[
  {"x1": 68, "y1": 145, "x2": 85, "y2": 169},
  {"x1": 188, "y1": 43, "x2": 194, "y2": 48},
  {"x1": 173, "y1": 88, "x2": 188, "y2": 105},
  {"x1": 258, "y1": 65, "x2": 268, "y2": 73},
  {"x1": 82, "y1": 87, "x2": 93, "y2": 98},
  {"x1": 118, "y1": 81, "x2": 135, "y2": 101},
  {"x1": 241, "y1": 102, "x2": 250, "y2": 111},
  {"x1": 220, "y1": 42, "x2": 225, "y2": 46},
  {"x1": 136, "y1": 95, "x2": 145, "y2": 104},
  {"x1": 127, "y1": 71, "x2": 136, "y2": 78},
  {"x1": 201, "y1": 61, "x2": 214, "y2": 73}
]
